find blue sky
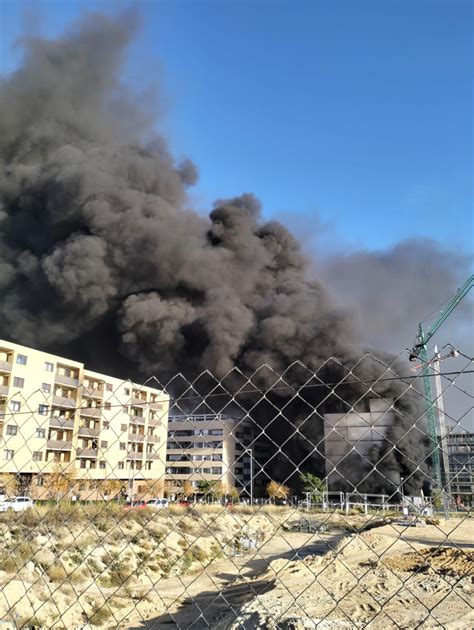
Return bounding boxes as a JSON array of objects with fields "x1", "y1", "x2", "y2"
[{"x1": 0, "y1": 0, "x2": 472, "y2": 254}]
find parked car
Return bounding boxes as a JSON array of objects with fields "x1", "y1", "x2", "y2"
[
  {"x1": 123, "y1": 500, "x2": 147, "y2": 510},
  {"x1": 0, "y1": 496, "x2": 34, "y2": 512},
  {"x1": 147, "y1": 498, "x2": 169, "y2": 510}
]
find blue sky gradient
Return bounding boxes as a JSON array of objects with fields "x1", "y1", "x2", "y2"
[{"x1": 1, "y1": 0, "x2": 471, "y2": 255}]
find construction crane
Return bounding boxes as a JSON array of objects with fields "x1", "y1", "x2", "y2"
[{"x1": 409, "y1": 275, "x2": 473, "y2": 488}]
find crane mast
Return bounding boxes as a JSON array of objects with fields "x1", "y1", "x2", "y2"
[{"x1": 410, "y1": 275, "x2": 473, "y2": 490}]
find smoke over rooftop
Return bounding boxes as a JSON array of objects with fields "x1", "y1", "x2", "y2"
[
  {"x1": 3, "y1": 10, "x2": 469, "y2": 493},
  {"x1": 0, "y1": 11, "x2": 358, "y2": 380}
]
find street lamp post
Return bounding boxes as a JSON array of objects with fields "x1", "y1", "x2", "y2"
[
  {"x1": 400, "y1": 476, "x2": 405, "y2": 515},
  {"x1": 244, "y1": 448, "x2": 253, "y2": 507}
]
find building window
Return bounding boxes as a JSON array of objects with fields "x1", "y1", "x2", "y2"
[
  {"x1": 38, "y1": 404, "x2": 48, "y2": 416},
  {"x1": 99, "y1": 461, "x2": 106, "y2": 469},
  {"x1": 6, "y1": 425, "x2": 18, "y2": 436},
  {"x1": 32, "y1": 451, "x2": 43, "y2": 461},
  {"x1": 124, "y1": 388, "x2": 130, "y2": 396},
  {"x1": 10, "y1": 400, "x2": 21, "y2": 412},
  {"x1": 80, "y1": 460, "x2": 87, "y2": 469},
  {"x1": 118, "y1": 462, "x2": 124, "y2": 470},
  {"x1": 146, "y1": 461, "x2": 152, "y2": 470},
  {"x1": 104, "y1": 402, "x2": 111, "y2": 410},
  {"x1": 106, "y1": 383, "x2": 113, "y2": 392},
  {"x1": 16, "y1": 354, "x2": 27, "y2": 365},
  {"x1": 120, "y1": 443, "x2": 126, "y2": 450},
  {"x1": 120, "y1": 424, "x2": 127, "y2": 432},
  {"x1": 13, "y1": 377, "x2": 24, "y2": 388},
  {"x1": 211, "y1": 467, "x2": 222, "y2": 475},
  {"x1": 36, "y1": 476, "x2": 45, "y2": 486},
  {"x1": 36, "y1": 428, "x2": 46, "y2": 438},
  {"x1": 3, "y1": 450, "x2": 14, "y2": 460},
  {"x1": 42, "y1": 383, "x2": 52, "y2": 394},
  {"x1": 44, "y1": 362, "x2": 54, "y2": 372},
  {"x1": 100, "y1": 441, "x2": 108, "y2": 449},
  {"x1": 103, "y1": 421, "x2": 110, "y2": 430}
]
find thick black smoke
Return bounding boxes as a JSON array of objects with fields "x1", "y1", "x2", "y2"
[
  {"x1": 0, "y1": 12, "x2": 434, "y2": 493},
  {"x1": 0, "y1": 12, "x2": 356, "y2": 379}
]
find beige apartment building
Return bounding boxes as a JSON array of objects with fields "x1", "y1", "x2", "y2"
[
  {"x1": 0, "y1": 340, "x2": 169, "y2": 500},
  {"x1": 165, "y1": 414, "x2": 253, "y2": 499}
]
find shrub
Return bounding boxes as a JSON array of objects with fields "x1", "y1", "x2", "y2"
[
  {"x1": 46, "y1": 562, "x2": 68, "y2": 583},
  {"x1": 88, "y1": 603, "x2": 113, "y2": 626}
]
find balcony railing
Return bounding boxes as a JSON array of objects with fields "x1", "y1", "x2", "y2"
[
  {"x1": 148, "y1": 418, "x2": 160, "y2": 427},
  {"x1": 83, "y1": 387, "x2": 103, "y2": 399},
  {"x1": 128, "y1": 433, "x2": 145, "y2": 442},
  {"x1": 128, "y1": 416, "x2": 145, "y2": 425},
  {"x1": 76, "y1": 448, "x2": 98, "y2": 458},
  {"x1": 46, "y1": 439, "x2": 72, "y2": 451},
  {"x1": 149, "y1": 402, "x2": 164, "y2": 410},
  {"x1": 49, "y1": 417, "x2": 75, "y2": 430},
  {"x1": 0, "y1": 361, "x2": 12, "y2": 373},
  {"x1": 146, "y1": 435, "x2": 161, "y2": 443},
  {"x1": 52, "y1": 395, "x2": 76, "y2": 409},
  {"x1": 78, "y1": 426, "x2": 100, "y2": 438},
  {"x1": 127, "y1": 451, "x2": 144, "y2": 460},
  {"x1": 55, "y1": 374, "x2": 79, "y2": 387},
  {"x1": 146, "y1": 453, "x2": 161, "y2": 460},
  {"x1": 0, "y1": 385, "x2": 9, "y2": 396},
  {"x1": 80, "y1": 407, "x2": 101, "y2": 418},
  {"x1": 131, "y1": 397, "x2": 147, "y2": 407}
]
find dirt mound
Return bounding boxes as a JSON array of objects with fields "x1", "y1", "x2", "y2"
[{"x1": 383, "y1": 546, "x2": 474, "y2": 577}]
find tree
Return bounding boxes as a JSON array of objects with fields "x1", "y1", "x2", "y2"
[
  {"x1": 266, "y1": 480, "x2": 290, "y2": 503},
  {"x1": 300, "y1": 473, "x2": 324, "y2": 498},
  {"x1": 182, "y1": 480, "x2": 195, "y2": 499},
  {"x1": 47, "y1": 463, "x2": 77, "y2": 502},
  {"x1": 143, "y1": 478, "x2": 164, "y2": 499},
  {"x1": 0, "y1": 473, "x2": 20, "y2": 497},
  {"x1": 101, "y1": 479, "x2": 123, "y2": 500},
  {"x1": 197, "y1": 480, "x2": 225, "y2": 501}
]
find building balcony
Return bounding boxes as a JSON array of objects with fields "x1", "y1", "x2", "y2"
[
  {"x1": 46, "y1": 439, "x2": 72, "y2": 451},
  {"x1": 146, "y1": 435, "x2": 161, "y2": 443},
  {"x1": 55, "y1": 374, "x2": 80, "y2": 388},
  {"x1": 76, "y1": 448, "x2": 98, "y2": 458},
  {"x1": 146, "y1": 453, "x2": 161, "y2": 460},
  {"x1": 131, "y1": 397, "x2": 147, "y2": 407},
  {"x1": 148, "y1": 418, "x2": 160, "y2": 427},
  {"x1": 83, "y1": 387, "x2": 103, "y2": 399},
  {"x1": 52, "y1": 395, "x2": 76, "y2": 409},
  {"x1": 128, "y1": 416, "x2": 145, "y2": 425},
  {"x1": 149, "y1": 401, "x2": 164, "y2": 410},
  {"x1": 127, "y1": 451, "x2": 144, "y2": 460},
  {"x1": 128, "y1": 433, "x2": 145, "y2": 442},
  {"x1": 0, "y1": 385, "x2": 9, "y2": 397},
  {"x1": 49, "y1": 417, "x2": 75, "y2": 430},
  {"x1": 0, "y1": 361, "x2": 12, "y2": 373},
  {"x1": 78, "y1": 426, "x2": 100, "y2": 438},
  {"x1": 80, "y1": 407, "x2": 101, "y2": 418}
]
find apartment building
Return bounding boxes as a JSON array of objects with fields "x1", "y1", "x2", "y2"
[
  {"x1": 446, "y1": 431, "x2": 474, "y2": 508},
  {"x1": 0, "y1": 340, "x2": 169, "y2": 500},
  {"x1": 165, "y1": 414, "x2": 254, "y2": 498},
  {"x1": 324, "y1": 398, "x2": 395, "y2": 489}
]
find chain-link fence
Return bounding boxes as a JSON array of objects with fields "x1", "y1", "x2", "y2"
[{"x1": 0, "y1": 347, "x2": 472, "y2": 629}]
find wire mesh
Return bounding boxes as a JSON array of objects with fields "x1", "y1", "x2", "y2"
[{"x1": 0, "y1": 345, "x2": 472, "y2": 629}]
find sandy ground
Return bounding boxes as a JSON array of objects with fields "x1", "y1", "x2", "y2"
[
  {"x1": 0, "y1": 510, "x2": 472, "y2": 628},
  {"x1": 128, "y1": 518, "x2": 474, "y2": 630}
]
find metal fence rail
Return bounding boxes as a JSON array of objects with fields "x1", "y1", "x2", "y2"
[{"x1": 0, "y1": 348, "x2": 472, "y2": 628}]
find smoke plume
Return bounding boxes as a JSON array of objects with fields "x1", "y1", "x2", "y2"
[{"x1": 3, "y1": 11, "x2": 463, "y2": 493}]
